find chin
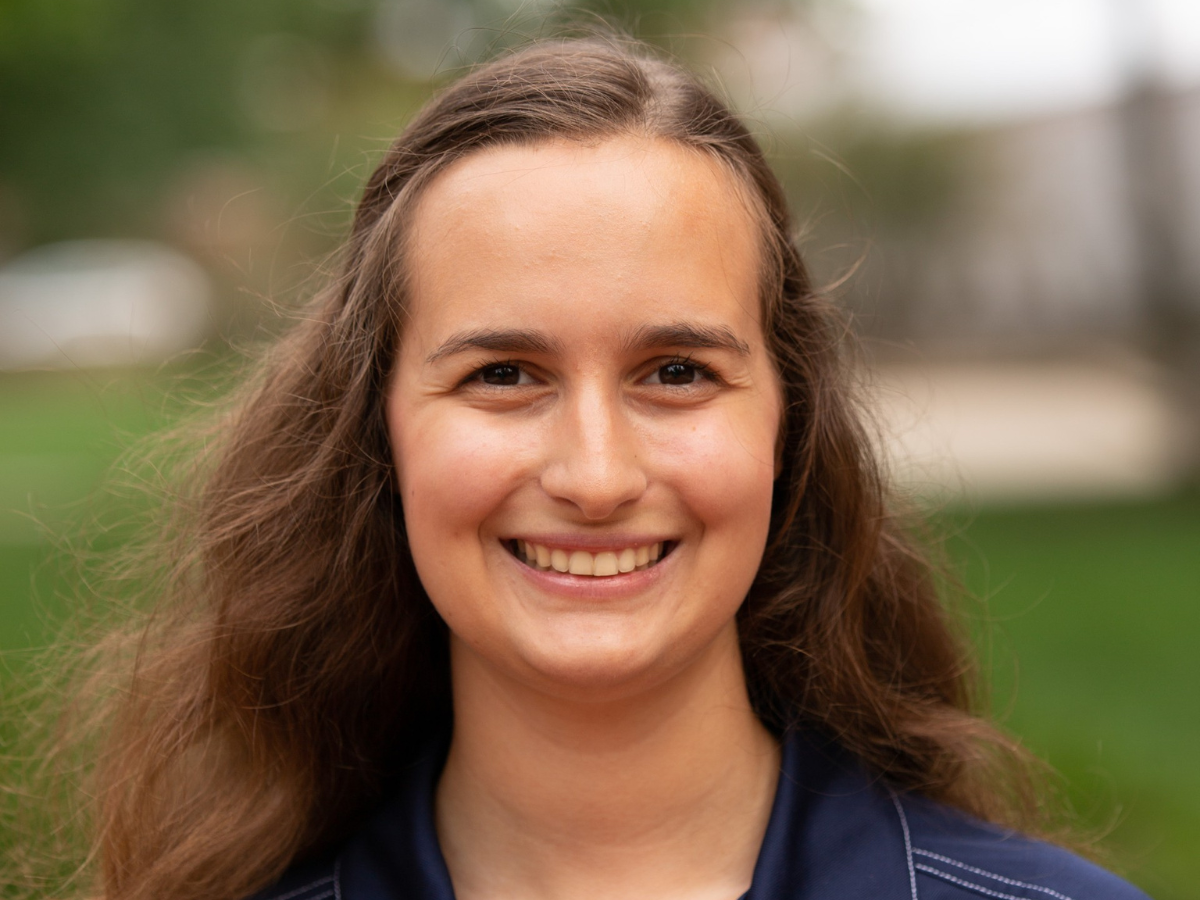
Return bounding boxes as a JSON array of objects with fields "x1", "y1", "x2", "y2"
[{"x1": 509, "y1": 623, "x2": 718, "y2": 701}]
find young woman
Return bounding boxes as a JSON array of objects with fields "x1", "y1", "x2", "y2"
[{"x1": 60, "y1": 37, "x2": 1148, "y2": 900}]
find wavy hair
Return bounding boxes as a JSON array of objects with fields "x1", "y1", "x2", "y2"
[{"x1": 21, "y1": 36, "x2": 1048, "y2": 900}]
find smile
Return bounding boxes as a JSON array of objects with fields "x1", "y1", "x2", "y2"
[{"x1": 508, "y1": 540, "x2": 671, "y2": 577}]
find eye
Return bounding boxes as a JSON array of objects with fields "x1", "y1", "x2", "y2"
[
  {"x1": 659, "y1": 362, "x2": 696, "y2": 385},
  {"x1": 476, "y1": 362, "x2": 529, "y2": 386},
  {"x1": 645, "y1": 360, "x2": 709, "y2": 386}
]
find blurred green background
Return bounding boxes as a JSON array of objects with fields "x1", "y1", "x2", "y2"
[{"x1": 1, "y1": 0, "x2": 1198, "y2": 898}]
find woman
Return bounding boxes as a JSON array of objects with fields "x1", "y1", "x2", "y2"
[{"x1": 64, "y1": 37, "x2": 1147, "y2": 900}]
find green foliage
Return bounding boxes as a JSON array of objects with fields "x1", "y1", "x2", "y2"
[
  {"x1": 769, "y1": 126, "x2": 968, "y2": 232},
  {"x1": 0, "y1": 0, "x2": 376, "y2": 245},
  {"x1": 0, "y1": 0, "x2": 836, "y2": 260},
  {"x1": 570, "y1": 0, "x2": 716, "y2": 35}
]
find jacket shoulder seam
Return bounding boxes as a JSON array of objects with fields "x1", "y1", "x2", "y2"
[
  {"x1": 916, "y1": 863, "x2": 1049, "y2": 900},
  {"x1": 913, "y1": 849, "x2": 1076, "y2": 900}
]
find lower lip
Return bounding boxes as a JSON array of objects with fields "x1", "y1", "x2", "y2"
[{"x1": 506, "y1": 546, "x2": 672, "y2": 600}]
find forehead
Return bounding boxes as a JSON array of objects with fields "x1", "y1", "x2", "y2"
[{"x1": 403, "y1": 136, "x2": 764, "y2": 344}]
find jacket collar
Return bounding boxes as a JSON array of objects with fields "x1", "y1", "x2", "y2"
[
  {"x1": 743, "y1": 730, "x2": 914, "y2": 899},
  {"x1": 336, "y1": 730, "x2": 915, "y2": 900}
]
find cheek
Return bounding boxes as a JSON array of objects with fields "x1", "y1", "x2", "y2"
[
  {"x1": 392, "y1": 407, "x2": 511, "y2": 637},
  {"x1": 643, "y1": 402, "x2": 778, "y2": 541},
  {"x1": 637, "y1": 406, "x2": 776, "y2": 648},
  {"x1": 390, "y1": 403, "x2": 539, "y2": 573}
]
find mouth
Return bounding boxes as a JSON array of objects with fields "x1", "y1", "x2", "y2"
[{"x1": 506, "y1": 539, "x2": 674, "y2": 577}]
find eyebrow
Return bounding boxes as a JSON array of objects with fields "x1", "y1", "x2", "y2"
[
  {"x1": 424, "y1": 321, "x2": 752, "y2": 364},
  {"x1": 425, "y1": 328, "x2": 562, "y2": 364},
  {"x1": 621, "y1": 323, "x2": 752, "y2": 356}
]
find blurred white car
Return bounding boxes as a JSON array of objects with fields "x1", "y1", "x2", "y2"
[{"x1": 0, "y1": 240, "x2": 212, "y2": 370}]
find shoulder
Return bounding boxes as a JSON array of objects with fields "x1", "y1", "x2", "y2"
[
  {"x1": 769, "y1": 729, "x2": 1151, "y2": 900},
  {"x1": 895, "y1": 792, "x2": 1151, "y2": 900}
]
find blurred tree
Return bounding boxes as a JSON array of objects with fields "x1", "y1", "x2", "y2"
[
  {"x1": 767, "y1": 122, "x2": 969, "y2": 337},
  {"x1": 0, "y1": 0, "x2": 374, "y2": 248},
  {"x1": 573, "y1": 0, "x2": 715, "y2": 34},
  {"x1": 0, "y1": 0, "x2": 740, "y2": 254}
]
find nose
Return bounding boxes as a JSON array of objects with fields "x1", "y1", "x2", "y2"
[{"x1": 539, "y1": 384, "x2": 648, "y2": 520}]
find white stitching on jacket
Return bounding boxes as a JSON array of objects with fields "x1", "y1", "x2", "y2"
[
  {"x1": 913, "y1": 849, "x2": 1076, "y2": 900},
  {"x1": 263, "y1": 876, "x2": 335, "y2": 900},
  {"x1": 889, "y1": 790, "x2": 920, "y2": 900},
  {"x1": 333, "y1": 858, "x2": 343, "y2": 900},
  {"x1": 916, "y1": 863, "x2": 1032, "y2": 900}
]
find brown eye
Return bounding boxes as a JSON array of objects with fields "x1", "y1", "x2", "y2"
[
  {"x1": 480, "y1": 363, "x2": 522, "y2": 385},
  {"x1": 657, "y1": 362, "x2": 696, "y2": 385}
]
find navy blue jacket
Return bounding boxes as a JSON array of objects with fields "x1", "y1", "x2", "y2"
[{"x1": 253, "y1": 731, "x2": 1150, "y2": 900}]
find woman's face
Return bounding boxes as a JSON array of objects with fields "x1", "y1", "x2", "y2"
[{"x1": 387, "y1": 136, "x2": 782, "y2": 699}]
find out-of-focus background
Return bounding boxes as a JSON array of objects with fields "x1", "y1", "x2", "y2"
[{"x1": 1, "y1": 0, "x2": 1197, "y2": 895}]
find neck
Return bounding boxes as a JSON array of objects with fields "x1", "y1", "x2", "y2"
[{"x1": 436, "y1": 623, "x2": 780, "y2": 900}]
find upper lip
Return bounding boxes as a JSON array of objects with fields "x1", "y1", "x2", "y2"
[{"x1": 504, "y1": 533, "x2": 674, "y2": 552}]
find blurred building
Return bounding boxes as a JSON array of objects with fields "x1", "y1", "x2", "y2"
[
  {"x1": 861, "y1": 85, "x2": 1200, "y2": 350},
  {"x1": 714, "y1": 1, "x2": 1200, "y2": 345},
  {"x1": 711, "y1": 0, "x2": 1200, "y2": 499}
]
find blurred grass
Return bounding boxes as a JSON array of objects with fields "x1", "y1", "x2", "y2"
[
  {"x1": 0, "y1": 371, "x2": 180, "y2": 659},
  {"x1": 942, "y1": 496, "x2": 1200, "y2": 900},
  {"x1": 0, "y1": 372, "x2": 1196, "y2": 899}
]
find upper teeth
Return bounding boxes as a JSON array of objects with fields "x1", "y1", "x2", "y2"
[{"x1": 516, "y1": 541, "x2": 663, "y2": 576}]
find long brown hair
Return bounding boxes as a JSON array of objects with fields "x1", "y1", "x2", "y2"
[{"x1": 26, "y1": 35, "x2": 1047, "y2": 900}]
